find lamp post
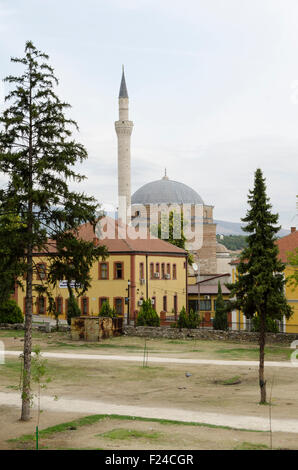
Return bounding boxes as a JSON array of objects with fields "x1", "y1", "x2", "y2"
[{"x1": 126, "y1": 279, "x2": 131, "y2": 325}]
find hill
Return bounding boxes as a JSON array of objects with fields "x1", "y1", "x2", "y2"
[{"x1": 215, "y1": 219, "x2": 289, "y2": 237}]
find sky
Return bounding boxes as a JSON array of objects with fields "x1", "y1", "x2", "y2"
[{"x1": 0, "y1": 0, "x2": 297, "y2": 228}]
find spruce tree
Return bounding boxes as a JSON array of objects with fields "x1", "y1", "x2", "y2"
[
  {"x1": 227, "y1": 169, "x2": 292, "y2": 403},
  {"x1": 0, "y1": 41, "x2": 107, "y2": 420},
  {"x1": 213, "y1": 281, "x2": 228, "y2": 331}
]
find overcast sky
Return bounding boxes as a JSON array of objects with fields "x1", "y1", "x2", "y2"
[{"x1": 0, "y1": 0, "x2": 297, "y2": 228}]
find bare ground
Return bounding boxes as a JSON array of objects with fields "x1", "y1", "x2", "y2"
[{"x1": 1, "y1": 330, "x2": 297, "y2": 450}]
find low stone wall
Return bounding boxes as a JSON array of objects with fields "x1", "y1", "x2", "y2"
[
  {"x1": 124, "y1": 325, "x2": 298, "y2": 345},
  {"x1": 0, "y1": 323, "x2": 70, "y2": 333}
]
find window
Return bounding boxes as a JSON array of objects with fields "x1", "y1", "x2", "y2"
[
  {"x1": 38, "y1": 296, "x2": 46, "y2": 315},
  {"x1": 114, "y1": 298, "x2": 123, "y2": 315},
  {"x1": 173, "y1": 295, "x2": 177, "y2": 313},
  {"x1": 150, "y1": 263, "x2": 154, "y2": 279},
  {"x1": 199, "y1": 300, "x2": 211, "y2": 311},
  {"x1": 99, "y1": 262, "x2": 109, "y2": 280},
  {"x1": 189, "y1": 300, "x2": 199, "y2": 312},
  {"x1": 173, "y1": 264, "x2": 177, "y2": 279},
  {"x1": 56, "y1": 297, "x2": 63, "y2": 315},
  {"x1": 114, "y1": 262, "x2": 124, "y2": 279},
  {"x1": 139, "y1": 262, "x2": 144, "y2": 280},
  {"x1": 82, "y1": 297, "x2": 89, "y2": 315},
  {"x1": 167, "y1": 263, "x2": 171, "y2": 277},
  {"x1": 161, "y1": 263, "x2": 165, "y2": 279},
  {"x1": 214, "y1": 300, "x2": 230, "y2": 310},
  {"x1": 37, "y1": 263, "x2": 46, "y2": 280},
  {"x1": 99, "y1": 297, "x2": 109, "y2": 310},
  {"x1": 163, "y1": 295, "x2": 167, "y2": 312},
  {"x1": 151, "y1": 297, "x2": 156, "y2": 310},
  {"x1": 156, "y1": 263, "x2": 160, "y2": 275}
]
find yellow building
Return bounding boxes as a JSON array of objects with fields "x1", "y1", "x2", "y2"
[
  {"x1": 277, "y1": 227, "x2": 298, "y2": 333},
  {"x1": 188, "y1": 273, "x2": 232, "y2": 327},
  {"x1": 13, "y1": 221, "x2": 188, "y2": 322},
  {"x1": 230, "y1": 227, "x2": 298, "y2": 333}
]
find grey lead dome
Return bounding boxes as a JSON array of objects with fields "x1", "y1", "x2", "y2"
[{"x1": 131, "y1": 177, "x2": 204, "y2": 205}]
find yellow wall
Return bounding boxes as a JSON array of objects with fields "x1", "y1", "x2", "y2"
[
  {"x1": 229, "y1": 264, "x2": 298, "y2": 333},
  {"x1": 285, "y1": 265, "x2": 298, "y2": 333},
  {"x1": 16, "y1": 253, "x2": 187, "y2": 319}
]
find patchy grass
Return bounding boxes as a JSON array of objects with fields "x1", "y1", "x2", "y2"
[
  {"x1": 215, "y1": 346, "x2": 291, "y2": 361},
  {"x1": 8, "y1": 413, "x2": 266, "y2": 447},
  {"x1": 49, "y1": 341, "x2": 142, "y2": 350},
  {"x1": 215, "y1": 376, "x2": 242, "y2": 386},
  {"x1": 234, "y1": 441, "x2": 270, "y2": 450},
  {"x1": 98, "y1": 428, "x2": 162, "y2": 440}
]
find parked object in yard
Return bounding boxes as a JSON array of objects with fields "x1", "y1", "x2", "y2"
[{"x1": 71, "y1": 316, "x2": 123, "y2": 341}]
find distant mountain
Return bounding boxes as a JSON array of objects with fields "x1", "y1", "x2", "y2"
[{"x1": 215, "y1": 219, "x2": 289, "y2": 238}]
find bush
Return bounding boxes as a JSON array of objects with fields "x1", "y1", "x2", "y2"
[
  {"x1": 66, "y1": 291, "x2": 81, "y2": 326},
  {"x1": 0, "y1": 299, "x2": 24, "y2": 324},
  {"x1": 177, "y1": 307, "x2": 200, "y2": 329},
  {"x1": 252, "y1": 315, "x2": 279, "y2": 333},
  {"x1": 98, "y1": 301, "x2": 116, "y2": 318},
  {"x1": 136, "y1": 299, "x2": 160, "y2": 327}
]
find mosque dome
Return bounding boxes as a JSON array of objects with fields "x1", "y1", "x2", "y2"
[
  {"x1": 216, "y1": 243, "x2": 229, "y2": 254},
  {"x1": 131, "y1": 174, "x2": 204, "y2": 206}
]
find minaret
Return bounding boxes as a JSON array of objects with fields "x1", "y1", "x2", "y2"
[{"x1": 115, "y1": 66, "x2": 133, "y2": 221}]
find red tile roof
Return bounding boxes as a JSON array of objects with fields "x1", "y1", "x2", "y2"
[
  {"x1": 37, "y1": 217, "x2": 187, "y2": 256},
  {"x1": 276, "y1": 228, "x2": 298, "y2": 263}
]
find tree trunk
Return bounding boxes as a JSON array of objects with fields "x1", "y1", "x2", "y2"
[
  {"x1": 259, "y1": 309, "x2": 267, "y2": 404},
  {"x1": 21, "y1": 253, "x2": 33, "y2": 421},
  {"x1": 21, "y1": 60, "x2": 33, "y2": 421}
]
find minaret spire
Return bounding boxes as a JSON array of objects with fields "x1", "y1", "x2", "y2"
[
  {"x1": 115, "y1": 67, "x2": 133, "y2": 221},
  {"x1": 119, "y1": 65, "x2": 128, "y2": 99}
]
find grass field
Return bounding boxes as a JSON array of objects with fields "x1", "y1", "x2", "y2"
[
  {"x1": 0, "y1": 330, "x2": 297, "y2": 450},
  {"x1": 5, "y1": 413, "x2": 293, "y2": 450}
]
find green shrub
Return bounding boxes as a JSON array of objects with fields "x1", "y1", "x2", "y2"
[
  {"x1": 136, "y1": 299, "x2": 160, "y2": 327},
  {"x1": 98, "y1": 301, "x2": 116, "y2": 318},
  {"x1": 0, "y1": 299, "x2": 24, "y2": 324},
  {"x1": 177, "y1": 306, "x2": 200, "y2": 329},
  {"x1": 66, "y1": 291, "x2": 81, "y2": 326},
  {"x1": 252, "y1": 315, "x2": 279, "y2": 333}
]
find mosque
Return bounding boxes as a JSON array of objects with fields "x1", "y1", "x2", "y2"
[{"x1": 115, "y1": 69, "x2": 221, "y2": 275}]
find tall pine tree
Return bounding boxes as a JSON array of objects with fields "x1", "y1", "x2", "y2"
[
  {"x1": 213, "y1": 281, "x2": 228, "y2": 331},
  {"x1": 0, "y1": 41, "x2": 107, "y2": 420},
  {"x1": 227, "y1": 169, "x2": 292, "y2": 403}
]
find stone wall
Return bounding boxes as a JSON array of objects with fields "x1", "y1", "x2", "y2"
[{"x1": 124, "y1": 325, "x2": 298, "y2": 345}]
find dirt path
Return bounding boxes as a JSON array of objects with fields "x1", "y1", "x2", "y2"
[
  {"x1": 1, "y1": 391, "x2": 298, "y2": 434},
  {"x1": 4, "y1": 350, "x2": 296, "y2": 368}
]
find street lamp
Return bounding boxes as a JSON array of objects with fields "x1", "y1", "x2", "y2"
[{"x1": 126, "y1": 279, "x2": 131, "y2": 325}]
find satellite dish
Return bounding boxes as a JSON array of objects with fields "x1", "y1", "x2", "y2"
[{"x1": 192, "y1": 263, "x2": 198, "y2": 272}]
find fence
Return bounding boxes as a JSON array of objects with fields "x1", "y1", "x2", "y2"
[{"x1": 151, "y1": 315, "x2": 298, "y2": 334}]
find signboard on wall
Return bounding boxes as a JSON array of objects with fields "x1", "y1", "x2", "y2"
[{"x1": 59, "y1": 280, "x2": 81, "y2": 289}]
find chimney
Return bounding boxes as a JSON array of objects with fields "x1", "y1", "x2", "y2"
[
  {"x1": 93, "y1": 237, "x2": 99, "y2": 246},
  {"x1": 291, "y1": 227, "x2": 296, "y2": 233}
]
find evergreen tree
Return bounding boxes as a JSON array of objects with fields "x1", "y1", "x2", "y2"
[
  {"x1": 155, "y1": 210, "x2": 193, "y2": 265},
  {"x1": 136, "y1": 299, "x2": 160, "y2": 327},
  {"x1": 0, "y1": 42, "x2": 107, "y2": 420},
  {"x1": 227, "y1": 169, "x2": 292, "y2": 403},
  {"x1": 177, "y1": 306, "x2": 200, "y2": 329},
  {"x1": 213, "y1": 282, "x2": 228, "y2": 331},
  {"x1": 66, "y1": 288, "x2": 81, "y2": 326},
  {"x1": 98, "y1": 301, "x2": 116, "y2": 318}
]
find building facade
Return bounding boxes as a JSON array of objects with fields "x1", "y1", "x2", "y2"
[{"x1": 13, "y1": 221, "x2": 188, "y2": 322}]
